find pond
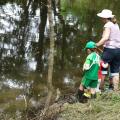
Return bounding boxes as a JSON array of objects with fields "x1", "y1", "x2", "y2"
[{"x1": 0, "y1": 0, "x2": 120, "y2": 118}]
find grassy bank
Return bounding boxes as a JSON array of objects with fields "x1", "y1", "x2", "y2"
[{"x1": 58, "y1": 91, "x2": 120, "y2": 120}]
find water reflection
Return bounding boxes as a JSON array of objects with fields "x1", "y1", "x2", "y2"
[
  {"x1": 0, "y1": 2, "x2": 86, "y2": 113},
  {"x1": 0, "y1": 3, "x2": 21, "y2": 33},
  {"x1": 3, "y1": 79, "x2": 23, "y2": 89}
]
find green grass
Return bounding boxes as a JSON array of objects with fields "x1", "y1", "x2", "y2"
[{"x1": 58, "y1": 91, "x2": 120, "y2": 120}]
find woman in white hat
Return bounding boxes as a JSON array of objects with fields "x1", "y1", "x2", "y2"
[{"x1": 96, "y1": 9, "x2": 120, "y2": 91}]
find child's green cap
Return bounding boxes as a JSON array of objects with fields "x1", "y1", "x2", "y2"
[{"x1": 84, "y1": 41, "x2": 96, "y2": 50}]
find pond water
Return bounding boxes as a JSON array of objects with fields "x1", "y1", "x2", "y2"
[{"x1": 0, "y1": 0, "x2": 120, "y2": 116}]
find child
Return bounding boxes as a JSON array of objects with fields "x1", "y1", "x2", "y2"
[
  {"x1": 77, "y1": 41, "x2": 100, "y2": 102},
  {"x1": 95, "y1": 48, "x2": 109, "y2": 92},
  {"x1": 96, "y1": 60, "x2": 109, "y2": 93}
]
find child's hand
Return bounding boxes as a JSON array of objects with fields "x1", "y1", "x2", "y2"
[
  {"x1": 102, "y1": 62, "x2": 109, "y2": 68},
  {"x1": 83, "y1": 64, "x2": 90, "y2": 71}
]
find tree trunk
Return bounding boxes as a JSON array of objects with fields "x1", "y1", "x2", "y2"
[
  {"x1": 36, "y1": 0, "x2": 48, "y2": 72},
  {"x1": 45, "y1": 0, "x2": 54, "y2": 108},
  {"x1": 40, "y1": 0, "x2": 55, "y2": 119}
]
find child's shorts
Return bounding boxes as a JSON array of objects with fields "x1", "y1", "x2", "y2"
[
  {"x1": 101, "y1": 67, "x2": 108, "y2": 75},
  {"x1": 81, "y1": 76, "x2": 98, "y2": 88}
]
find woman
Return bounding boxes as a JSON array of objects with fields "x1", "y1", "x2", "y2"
[{"x1": 96, "y1": 9, "x2": 120, "y2": 91}]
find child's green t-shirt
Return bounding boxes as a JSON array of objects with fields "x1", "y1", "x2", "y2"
[{"x1": 83, "y1": 52, "x2": 100, "y2": 80}]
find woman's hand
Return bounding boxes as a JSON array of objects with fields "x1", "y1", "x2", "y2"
[{"x1": 96, "y1": 43, "x2": 99, "y2": 47}]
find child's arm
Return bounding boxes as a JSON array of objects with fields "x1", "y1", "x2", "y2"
[
  {"x1": 83, "y1": 57, "x2": 91, "y2": 71},
  {"x1": 101, "y1": 61, "x2": 109, "y2": 68}
]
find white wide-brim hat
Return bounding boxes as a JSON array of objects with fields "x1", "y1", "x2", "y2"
[{"x1": 97, "y1": 9, "x2": 114, "y2": 18}]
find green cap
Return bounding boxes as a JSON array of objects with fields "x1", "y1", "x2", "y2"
[{"x1": 84, "y1": 41, "x2": 96, "y2": 50}]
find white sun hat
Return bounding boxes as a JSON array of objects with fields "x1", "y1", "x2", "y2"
[{"x1": 97, "y1": 9, "x2": 114, "y2": 18}]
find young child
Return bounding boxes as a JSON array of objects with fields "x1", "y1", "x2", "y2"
[
  {"x1": 96, "y1": 60, "x2": 109, "y2": 93},
  {"x1": 77, "y1": 41, "x2": 100, "y2": 102},
  {"x1": 94, "y1": 48, "x2": 109, "y2": 92}
]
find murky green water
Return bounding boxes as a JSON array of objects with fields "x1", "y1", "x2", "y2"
[{"x1": 0, "y1": 0, "x2": 120, "y2": 117}]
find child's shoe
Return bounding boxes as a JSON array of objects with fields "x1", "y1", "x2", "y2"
[
  {"x1": 76, "y1": 89, "x2": 88, "y2": 103},
  {"x1": 76, "y1": 89, "x2": 84, "y2": 101},
  {"x1": 83, "y1": 92, "x2": 91, "y2": 98}
]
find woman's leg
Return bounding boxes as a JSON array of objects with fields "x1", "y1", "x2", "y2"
[
  {"x1": 110, "y1": 48, "x2": 120, "y2": 91},
  {"x1": 113, "y1": 75, "x2": 119, "y2": 91}
]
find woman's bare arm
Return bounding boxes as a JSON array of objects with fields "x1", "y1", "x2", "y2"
[{"x1": 96, "y1": 27, "x2": 110, "y2": 47}]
